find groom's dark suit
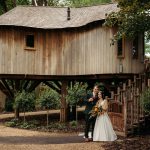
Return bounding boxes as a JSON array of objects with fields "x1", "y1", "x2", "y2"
[{"x1": 84, "y1": 92, "x2": 98, "y2": 139}]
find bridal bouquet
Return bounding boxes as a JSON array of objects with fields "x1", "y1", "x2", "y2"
[{"x1": 89, "y1": 105, "x2": 103, "y2": 119}]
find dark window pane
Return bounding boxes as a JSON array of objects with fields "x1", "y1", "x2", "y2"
[
  {"x1": 132, "y1": 36, "x2": 138, "y2": 59},
  {"x1": 117, "y1": 39, "x2": 123, "y2": 56},
  {"x1": 26, "y1": 35, "x2": 34, "y2": 48}
]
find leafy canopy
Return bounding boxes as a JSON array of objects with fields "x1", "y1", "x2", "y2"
[
  {"x1": 37, "y1": 88, "x2": 60, "y2": 109},
  {"x1": 61, "y1": 0, "x2": 111, "y2": 7},
  {"x1": 13, "y1": 90, "x2": 35, "y2": 112},
  {"x1": 140, "y1": 87, "x2": 150, "y2": 113},
  {"x1": 104, "y1": 0, "x2": 150, "y2": 41},
  {"x1": 66, "y1": 82, "x2": 88, "y2": 106}
]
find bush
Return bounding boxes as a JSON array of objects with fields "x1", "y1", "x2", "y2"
[
  {"x1": 140, "y1": 88, "x2": 150, "y2": 113},
  {"x1": 5, "y1": 98, "x2": 13, "y2": 112},
  {"x1": 19, "y1": 122, "x2": 36, "y2": 129},
  {"x1": 69, "y1": 120, "x2": 77, "y2": 127},
  {"x1": 5, "y1": 118, "x2": 19, "y2": 127}
]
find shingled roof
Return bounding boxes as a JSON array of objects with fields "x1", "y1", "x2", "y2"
[{"x1": 0, "y1": 3, "x2": 118, "y2": 29}]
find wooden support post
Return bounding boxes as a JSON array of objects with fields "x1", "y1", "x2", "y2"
[
  {"x1": 123, "y1": 83, "x2": 126, "y2": 91},
  {"x1": 128, "y1": 79, "x2": 131, "y2": 87},
  {"x1": 60, "y1": 81, "x2": 68, "y2": 122},
  {"x1": 123, "y1": 97, "x2": 127, "y2": 137},
  {"x1": 148, "y1": 79, "x2": 150, "y2": 87},
  {"x1": 14, "y1": 108, "x2": 19, "y2": 119},
  {"x1": 134, "y1": 75, "x2": 136, "y2": 83},
  {"x1": 110, "y1": 91, "x2": 114, "y2": 99}
]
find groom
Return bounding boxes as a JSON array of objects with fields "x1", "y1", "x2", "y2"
[{"x1": 84, "y1": 85, "x2": 99, "y2": 142}]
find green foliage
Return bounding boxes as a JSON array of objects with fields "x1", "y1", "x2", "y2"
[
  {"x1": 140, "y1": 87, "x2": 150, "y2": 113},
  {"x1": 62, "y1": 0, "x2": 111, "y2": 7},
  {"x1": 19, "y1": 121, "x2": 36, "y2": 129},
  {"x1": 145, "y1": 32, "x2": 150, "y2": 55},
  {"x1": 5, "y1": 119, "x2": 39, "y2": 129},
  {"x1": 5, "y1": 98, "x2": 13, "y2": 112},
  {"x1": 5, "y1": 118, "x2": 19, "y2": 127},
  {"x1": 13, "y1": 90, "x2": 35, "y2": 112},
  {"x1": 69, "y1": 120, "x2": 77, "y2": 127},
  {"x1": 37, "y1": 88, "x2": 60, "y2": 110},
  {"x1": 47, "y1": 122, "x2": 66, "y2": 130},
  {"x1": 0, "y1": 0, "x2": 31, "y2": 14},
  {"x1": 66, "y1": 82, "x2": 88, "y2": 106},
  {"x1": 145, "y1": 42, "x2": 150, "y2": 54},
  {"x1": 104, "y1": 0, "x2": 150, "y2": 41},
  {"x1": 48, "y1": 0, "x2": 60, "y2": 6}
]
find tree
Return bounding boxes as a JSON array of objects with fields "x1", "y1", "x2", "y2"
[
  {"x1": 13, "y1": 90, "x2": 35, "y2": 123},
  {"x1": 61, "y1": 0, "x2": 111, "y2": 7},
  {"x1": 104, "y1": 0, "x2": 150, "y2": 42},
  {"x1": 0, "y1": 0, "x2": 60, "y2": 15},
  {"x1": 66, "y1": 82, "x2": 88, "y2": 121},
  {"x1": 37, "y1": 88, "x2": 60, "y2": 127},
  {"x1": 0, "y1": 0, "x2": 31, "y2": 15},
  {"x1": 140, "y1": 87, "x2": 150, "y2": 114}
]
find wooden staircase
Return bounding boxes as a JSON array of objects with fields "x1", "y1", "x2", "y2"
[{"x1": 108, "y1": 73, "x2": 150, "y2": 137}]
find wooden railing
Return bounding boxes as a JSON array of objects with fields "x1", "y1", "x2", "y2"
[{"x1": 108, "y1": 74, "x2": 149, "y2": 136}]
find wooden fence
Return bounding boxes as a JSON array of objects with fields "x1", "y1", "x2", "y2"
[{"x1": 108, "y1": 74, "x2": 149, "y2": 136}]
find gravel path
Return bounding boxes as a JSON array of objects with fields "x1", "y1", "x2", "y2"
[
  {"x1": 0, "y1": 125, "x2": 105, "y2": 150},
  {"x1": 0, "y1": 110, "x2": 105, "y2": 150}
]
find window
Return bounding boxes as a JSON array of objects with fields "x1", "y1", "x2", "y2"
[
  {"x1": 24, "y1": 34, "x2": 35, "y2": 50},
  {"x1": 132, "y1": 36, "x2": 138, "y2": 59},
  {"x1": 117, "y1": 38, "x2": 124, "y2": 58}
]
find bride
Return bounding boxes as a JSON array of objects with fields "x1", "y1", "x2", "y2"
[{"x1": 93, "y1": 91, "x2": 117, "y2": 141}]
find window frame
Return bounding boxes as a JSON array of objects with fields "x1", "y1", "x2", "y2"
[
  {"x1": 132, "y1": 36, "x2": 139, "y2": 59},
  {"x1": 117, "y1": 37, "x2": 125, "y2": 58},
  {"x1": 24, "y1": 32, "x2": 36, "y2": 51}
]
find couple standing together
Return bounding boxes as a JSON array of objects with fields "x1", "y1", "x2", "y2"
[{"x1": 84, "y1": 85, "x2": 117, "y2": 142}]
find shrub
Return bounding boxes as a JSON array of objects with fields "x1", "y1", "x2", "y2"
[{"x1": 140, "y1": 88, "x2": 150, "y2": 113}]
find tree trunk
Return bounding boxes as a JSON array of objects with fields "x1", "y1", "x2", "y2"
[
  {"x1": 47, "y1": 109, "x2": 49, "y2": 128},
  {"x1": 60, "y1": 81, "x2": 68, "y2": 122},
  {"x1": 23, "y1": 109, "x2": 26, "y2": 123},
  {"x1": 12, "y1": 0, "x2": 16, "y2": 7},
  {"x1": 76, "y1": 105, "x2": 78, "y2": 122},
  {"x1": 32, "y1": 0, "x2": 38, "y2": 6},
  {"x1": 15, "y1": 108, "x2": 19, "y2": 119}
]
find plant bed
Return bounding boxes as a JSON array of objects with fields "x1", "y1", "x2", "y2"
[
  {"x1": 2, "y1": 110, "x2": 85, "y2": 133},
  {"x1": 4, "y1": 117, "x2": 85, "y2": 133}
]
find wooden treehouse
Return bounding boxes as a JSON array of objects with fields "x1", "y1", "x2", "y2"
[{"x1": 0, "y1": 3, "x2": 149, "y2": 136}]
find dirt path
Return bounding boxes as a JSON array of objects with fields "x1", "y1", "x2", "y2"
[
  {"x1": 0, "y1": 125, "x2": 105, "y2": 150},
  {"x1": 0, "y1": 110, "x2": 59, "y2": 120},
  {"x1": 0, "y1": 111, "x2": 149, "y2": 150},
  {"x1": 0, "y1": 109, "x2": 105, "y2": 150}
]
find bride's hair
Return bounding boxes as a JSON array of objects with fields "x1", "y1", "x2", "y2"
[{"x1": 98, "y1": 91, "x2": 105, "y2": 99}]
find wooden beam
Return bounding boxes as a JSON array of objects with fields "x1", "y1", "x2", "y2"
[
  {"x1": 43, "y1": 81, "x2": 61, "y2": 94},
  {"x1": 53, "y1": 81, "x2": 61, "y2": 90},
  {"x1": 0, "y1": 81, "x2": 12, "y2": 97},
  {"x1": 28, "y1": 81, "x2": 41, "y2": 92},
  {"x1": 0, "y1": 73, "x2": 135, "y2": 80},
  {"x1": 14, "y1": 80, "x2": 20, "y2": 91},
  {"x1": 23, "y1": 80, "x2": 30, "y2": 90},
  {"x1": 10, "y1": 80, "x2": 15, "y2": 90},
  {"x1": 1, "y1": 79, "x2": 14, "y2": 98}
]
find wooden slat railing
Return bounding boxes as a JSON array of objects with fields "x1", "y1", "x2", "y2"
[{"x1": 108, "y1": 74, "x2": 149, "y2": 136}]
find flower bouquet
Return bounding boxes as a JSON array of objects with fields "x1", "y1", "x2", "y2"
[{"x1": 89, "y1": 105, "x2": 103, "y2": 119}]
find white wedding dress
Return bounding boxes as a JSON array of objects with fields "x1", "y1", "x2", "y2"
[{"x1": 93, "y1": 99, "x2": 117, "y2": 141}]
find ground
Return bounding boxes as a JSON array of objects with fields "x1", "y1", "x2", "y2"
[
  {"x1": 0, "y1": 125, "x2": 106, "y2": 150},
  {"x1": 0, "y1": 110, "x2": 150, "y2": 150}
]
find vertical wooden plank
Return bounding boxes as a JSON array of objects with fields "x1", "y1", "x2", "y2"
[
  {"x1": 60, "y1": 81, "x2": 68, "y2": 122},
  {"x1": 123, "y1": 96, "x2": 127, "y2": 136}
]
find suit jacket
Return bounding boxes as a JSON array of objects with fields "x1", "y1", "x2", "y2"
[{"x1": 84, "y1": 92, "x2": 98, "y2": 115}]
